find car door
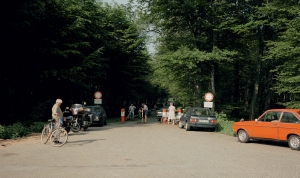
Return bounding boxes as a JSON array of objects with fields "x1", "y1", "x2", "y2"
[
  {"x1": 181, "y1": 109, "x2": 192, "y2": 124},
  {"x1": 277, "y1": 112, "x2": 300, "y2": 140},
  {"x1": 251, "y1": 111, "x2": 281, "y2": 140}
]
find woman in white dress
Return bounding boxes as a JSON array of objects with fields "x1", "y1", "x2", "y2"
[{"x1": 168, "y1": 102, "x2": 176, "y2": 125}]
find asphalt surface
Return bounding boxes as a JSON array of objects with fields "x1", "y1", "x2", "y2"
[{"x1": 1, "y1": 115, "x2": 300, "y2": 178}]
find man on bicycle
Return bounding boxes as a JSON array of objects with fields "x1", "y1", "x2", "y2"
[
  {"x1": 52, "y1": 99, "x2": 63, "y2": 143},
  {"x1": 127, "y1": 104, "x2": 136, "y2": 120}
]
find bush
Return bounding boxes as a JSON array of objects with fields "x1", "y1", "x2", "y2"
[
  {"x1": 0, "y1": 122, "x2": 46, "y2": 140},
  {"x1": 215, "y1": 112, "x2": 234, "y2": 136},
  {"x1": 29, "y1": 122, "x2": 46, "y2": 133}
]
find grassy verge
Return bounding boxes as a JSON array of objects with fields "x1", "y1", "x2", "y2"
[
  {"x1": 214, "y1": 112, "x2": 235, "y2": 136},
  {"x1": 106, "y1": 117, "x2": 122, "y2": 123}
]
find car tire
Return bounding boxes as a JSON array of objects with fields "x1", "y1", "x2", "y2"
[
  {"x1": 178, "y1": 121, "x2": 184, "y2": 129},
  {"x1": 185, "y1": 122, "x2": 190, "y2": 131},
  {"x1": 237, "y1": 129, "x2": 250, "y2": 143},
  {"x1": 288, "y1": 135, "x2": 300, "y2": 150},
  {"x1": 99, "y1": 118, "x2": 103, "y2": 127},
  {"x1": 104, "y1": 119, "x2": 107, "y2": 125}
]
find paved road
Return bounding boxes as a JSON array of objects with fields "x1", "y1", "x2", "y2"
[{"x1": 1, "y1": 115, "x2": 300, "y2": 178}]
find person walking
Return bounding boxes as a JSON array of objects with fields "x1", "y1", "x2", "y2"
[
  {"x1": 168, "y1": 102, "x2": 176, "y2": 125},
  {"x1": 127, "y1": 104, "x2": 136, "y2": 120},
  {"x1": 142, "y1": 103, "x2": 148, "y2": 123}
]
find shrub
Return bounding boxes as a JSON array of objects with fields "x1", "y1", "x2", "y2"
[
  {"x1": 29, "y1": 122, "x2": 46, "y2": 133},
  {"x1": 0, "y1": 122, "x2": 29, "y2": 139},
  {"x1": 0, "y1": 121, "x2": 46, "y2": 140},
  {"x1": 215, "y1": 112, "x2": 234, "y2": 136}
]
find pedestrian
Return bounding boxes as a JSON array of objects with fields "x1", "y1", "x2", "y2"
[
  {"x1": 142, "y1": 103, "x2": 148, "y2": 123},
  {"x1": 51, "y1": 99, "x2": 63, "y2": 143},
  {"x1": 127, "y1": 104, "x2": 136, "y2": 120},
  {"x1": 168, "y1": 102, "x2": 176, "y2": 125}
]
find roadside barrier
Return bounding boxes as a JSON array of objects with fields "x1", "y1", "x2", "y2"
[
  {"x1": 162, "y1": 109, "x2": 167, "y2": 123},
  {"x1": 121, "y1": 108, "x2": 125, "y2": 122}
]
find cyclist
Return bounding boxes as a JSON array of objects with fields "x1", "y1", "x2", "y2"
[{"x1": 127, "y1": 104, "x2": 136, "y2": 120}]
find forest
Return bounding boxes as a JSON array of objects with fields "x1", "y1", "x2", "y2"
[{"x1": 1, "y1": 0, "x2": 299, "y2": 125}]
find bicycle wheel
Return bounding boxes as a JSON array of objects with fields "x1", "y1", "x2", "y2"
[
  {"x1": 50, "y1": 128, "x2": 68, "y2": 147},
  {"x1": 41, "y1": 125, "x2": 51, "y2": 144}
]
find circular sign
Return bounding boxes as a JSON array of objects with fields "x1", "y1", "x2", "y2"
[
  {"x1": 204, "y1": 92, "x2": 214, "y2": 102},
  {"x1": 94, "y1": 91, "x2": 102, "y2": 99}
]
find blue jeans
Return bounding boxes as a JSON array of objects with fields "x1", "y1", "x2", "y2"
[{"x1": 59, "y1": 117, "x2": 64, "y2": 127}]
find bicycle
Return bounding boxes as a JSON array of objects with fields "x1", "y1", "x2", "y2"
[
  {"x1": 126, "y1": 111, "x2": 135, "y2": 121},
  {"x1": 41, "y1": 119, "x2": 68, "y2": 147}
]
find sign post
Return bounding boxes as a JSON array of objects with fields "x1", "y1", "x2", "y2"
[
  {"x1": 204, "y1": 92, "x2": 214, "y2": 108},
  {"x1": 94, "y1": 91, "x2": 102, "y2": 104}
]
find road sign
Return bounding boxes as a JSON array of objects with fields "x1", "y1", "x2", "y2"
[
  {"x1": 204, "y1": 92, "x2": 214, "y2": 102},
  {"x1": 204, "y1": 102, "x2": 213, "y2": 108},
  {"x1": 94, "y1": 99, "x2": 102, "y2": 104},
  {"x1": 94, "y1": 91, "x2": 102, "y2": 99}
]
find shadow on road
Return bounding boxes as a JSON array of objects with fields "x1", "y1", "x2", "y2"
[
  {"x1": 248, "y1": 139, "x2": 289, "y2": 149},
  {"x1": 67, "y1": 139, "x2": 105, "y2": 147}
]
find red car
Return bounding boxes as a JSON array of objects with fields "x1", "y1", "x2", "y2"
[{"x1": 232, "y1": 109, "x2": 300, "y2": 150}]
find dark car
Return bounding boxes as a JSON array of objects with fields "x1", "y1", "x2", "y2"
[
  {"x1": 178, "y1": 107, "x2": 217, "y2": 131},
  {"x1": 84, "y1": 105, "x2": 107, "y2": 127}
]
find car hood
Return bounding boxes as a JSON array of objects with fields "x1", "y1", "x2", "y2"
[
  {"x1": 233, "y1": 121, "x2": 256, "y2": 125},
  {"x1": 91, "y1": 112, "x2": 101, "y2": 116}
]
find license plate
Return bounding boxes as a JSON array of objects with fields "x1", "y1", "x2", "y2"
[{"x1": 199, "y1": 120, "x2": 208, "y2": 123}]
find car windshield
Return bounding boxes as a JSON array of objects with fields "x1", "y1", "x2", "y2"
[
  {"x1": 92, "y1": 107, "x2": 101, "y2": 112},
  {"x1": 191, "y1": 109, "x2": 212, "y2": 116},
  {"x1": 71, "y1": 104, "x2": 83, "y2": 109}
]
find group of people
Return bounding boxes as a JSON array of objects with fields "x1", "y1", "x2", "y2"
[
  {"x1": 126, "y1": 103, "x2": 149, "y2": 123},
  {"x1": 126, "y1": 102, "x2": 177, "y2": 125}
]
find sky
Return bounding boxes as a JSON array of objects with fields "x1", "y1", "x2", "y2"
[{"x1": 102, "y1": 0, "x2": 129, "y2": 4}]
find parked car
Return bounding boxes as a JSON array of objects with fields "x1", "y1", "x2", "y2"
[
  {"x1": 156, "y1": 107, "x2": 169, "y2": 121},
  {"x1": 84, "y1": 105, "x2": 107, "y2": 127},
  {"x1": 232, "y1": 109, "x2": 300, "y2": 150},
  {"x1": 178, "y1": 107, "x2": 217, "y2": 131}
]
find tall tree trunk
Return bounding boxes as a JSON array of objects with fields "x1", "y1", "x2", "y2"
[
  {"x1": 211, "y1": 64, "x2": 216, "y2": 113},
  {"x1": 249, "y1": 25, "x2": 264, "y2": 120}
]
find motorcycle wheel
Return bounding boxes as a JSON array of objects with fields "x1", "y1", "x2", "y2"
[{"x1": 71, "y1": 123, "x2": 81, "y2": 132}]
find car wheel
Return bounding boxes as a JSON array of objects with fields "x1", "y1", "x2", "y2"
[
  {"x1": 104, "y1": 119, "x2": 107, "y2": 125},
  {"x1": 237, "y1": 129, "x2": 250, "y2": 143},
  {"x1": 185, "y1": 122, "x2": 190, "y2": 131},
  {"x1": 178, "y1": 121, "x2": 184, "y2": 129},
  {"x1": 99, "y1": 118, "x2": 103, "y2": 127},
  {"x1": 288, "y1": 135, "x2": 300, "y2": 150}
]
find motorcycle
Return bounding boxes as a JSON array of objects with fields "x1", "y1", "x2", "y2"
[{"x1": 69, "y1": 104, "x2": 90, "y2": 132}]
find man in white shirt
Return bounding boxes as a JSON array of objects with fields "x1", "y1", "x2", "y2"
[
  {"x1": 142, "y1": 103, "x2": 148, "y2": 123},
  {"x1": 127, "y1": 104, "x2": 136, "y2": 120}
]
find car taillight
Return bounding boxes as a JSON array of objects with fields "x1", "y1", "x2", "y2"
[
  {"x1": 190, "y1": 118, "x2": 197, "y2": 122},
  {"x1": 209, "y1": 120, "x2": 217, "y2": 123}
]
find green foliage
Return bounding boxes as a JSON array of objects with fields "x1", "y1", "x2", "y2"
[
  {"x1": 0, "y1": 122, "x2": 46, "y2": 140},
  {"x1": 0, "y1": 123, "x2": 29, "y2": 140},
  {"x1": 215, "y1": 112, "x2": 234, "y2": 136},
  {"x1": 29, "y1": 122, "x2": 46, "y2": 133}
]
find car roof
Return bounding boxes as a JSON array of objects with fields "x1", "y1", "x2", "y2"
[
  {"x1": 266, "y1": 108, "x2": 300, "y2": 111},
  {"x1": 85, "y1": 105, "x2": 101, "y2": 108}
]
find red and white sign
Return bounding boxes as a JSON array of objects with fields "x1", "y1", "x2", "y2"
[
  {"x1": 94, "y1": 91, "x2": 102, "y2": 99},
  {"x1": 204, "y1": 92, "x2": 214, "y2": 102}
]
